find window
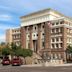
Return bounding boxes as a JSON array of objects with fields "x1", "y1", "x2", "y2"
[
  {"x1": 56, "y1": 43, "x2": 58, "y2": 48},
  {"x1": 42, "y1": 33, "x2": 45, "y2": 36},
  {"x1": 58, "y1": 54, "x2": 61, "y2": 59},
  {"x1": 42, "y1": 25, "x2": 44, "y2": 28},
  {"x1": 56, "y1": 38, "x2": 59, "y2": 41},
  {"x1": 52, "y1": 44, "x2": 54, "y2": 48},
  {"x1": 35, "y1": 27, "x2": 36, "y2": 30},
  {"x1": 52, "y1": 29, "x2": 55, "y2": 33},
  {"x1": 52, "y1": 23, "x2": 54, "y2": 26},
  {"x1": 34, "y1": 34, "x2": 35, "y2": 37},
  {"x1": 55, "y1": 54, "x2": 58, "y2": 59},
  {"x1": 60, "y1": 37, "x2": 62, "y2": 41},
  {"x1": 56, "y1": 28, "x2": 59, "y2": 33},
  {"x1": 37, "y1": 34, "x2": 38, "y2": 36},
  {"x1": 56, "y1": 22, "x2": 59, "y2": 25},
  {"x1": 28, "y1": 35, "x2": 30, "y2": 38},
  {"x1": 52, "y1": 38, "x2": 55, "y2": 42},
  {"x1": 60, "y1": 43, "x2": 62, "y2": 47},
  {"x1": 60, "y1": 21, "x2": 64, "y2": 24}
]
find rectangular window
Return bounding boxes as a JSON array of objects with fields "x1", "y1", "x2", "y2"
[
  {"x1": 52, "y1": 38, "x2": 55, "y2": 42},
  {"x1": 56, "y1": 38, "x2": 59, "y2": 41},
  {"x1": 60, "y1": 37, "x2": 62, "y2": 41},
  {"x1": 56, "y1": 28, "x2": 59, "y2": 33},
  {"x1": 52, "y1": 44, "x2": 54, "y2": 48},
  {"x1": 52, "y1": 23, "x2": 54, "y2": 26},
  {"x1": 56, "y1": 43, "x2": 58, "y2": 48},
  {"x1": 52, "y1": 29, "x2": 55, "y2": 33},
  {"x1": 60, "y1": 43, "x2": 62, "y2": 47},
  {"x1": 60, "y1": 21, "x2": 64, "y2": 24},
  {"x1": 56, "y1": 22, "x2": 59, "y2": 25}
]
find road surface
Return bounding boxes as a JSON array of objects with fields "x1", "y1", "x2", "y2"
[{"x1": 0, "y1": 65, "x2": 72, "y2": 72}]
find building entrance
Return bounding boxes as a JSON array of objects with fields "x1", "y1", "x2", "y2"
[{"x1": 33, "y1": 40, "x2": 37, "y2": 53}]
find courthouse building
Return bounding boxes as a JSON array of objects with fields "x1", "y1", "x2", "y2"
[{"x1": 20, "y1": 8, "x2": 72, "y2": 61}]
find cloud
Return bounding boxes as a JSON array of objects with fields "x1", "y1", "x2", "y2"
[{"x1": 0, "y1": 14, "x2": 12, "y2": 21}]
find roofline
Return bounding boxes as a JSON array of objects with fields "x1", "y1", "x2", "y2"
[
  {"x1": 20, "y1": 8, "x2": 72, "y2": 21},
  {"x1": 20, "y1": 8, "x2": 51, "y2": 18}
]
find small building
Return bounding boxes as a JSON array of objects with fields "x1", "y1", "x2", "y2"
[{"x1": 6, "y1": 28, "x2": 21, "y2": 46}]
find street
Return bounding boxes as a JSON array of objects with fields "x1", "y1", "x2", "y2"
[{"x1": 0, "y1": 65, "x2": 72, "y2": 72}]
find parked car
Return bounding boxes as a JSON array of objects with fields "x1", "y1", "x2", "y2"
[
  {"x1": 2, "y1": 56, "x2": 10, "y2": 65},
  {"x1": 11, "y1": 57, "x2": 23, "y2": 66}
]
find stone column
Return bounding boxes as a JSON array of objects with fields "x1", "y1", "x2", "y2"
[
  {"x1": 44, "y1": 21, "x2": 51, "y2": 49},
  {"x1": 37, "y1": 24, "x2": 41, "y2": 53},
  {"x1": 44, "y1": 21, "x2": 51, "y2": 58},
  {"x1": 62, "y1": 26, "x2": 67, "y2": 63},
  {"x1": 21, "y1": 27, "x2": 26, "y2": 48},
  {"x1": 29, "y1": 26, "x2": 33, "y2": 50}
]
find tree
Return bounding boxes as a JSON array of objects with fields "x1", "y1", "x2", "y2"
[
  {"x1": 66, "y1": 45, "x2": 72, "y2": 54},
  {"x1": 11, "y1": 42, "x2": 17, "y2": 51},
  {"x1": 10, "y1": 42, "x2": 20, "y2": 56},
  {"x1": 15, "y1": 48, "x2": 33, "y2": 57},
  {"x1": 66, "y1": 45, "x2": 72, "y2": 62},
  {"x1": 22, "y1": 49, "x2": 33, "y2": 58},
  {"x1": 2, "y1": 48, "x2": 10, "y2": 56},
  {"x1": 15, "y1": 48, "x2": 23, "y2": 56}
]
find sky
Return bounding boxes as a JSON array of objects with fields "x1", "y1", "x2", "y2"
[{"x1": 0, "y1": 0, "x2": 72, "y2": 42}]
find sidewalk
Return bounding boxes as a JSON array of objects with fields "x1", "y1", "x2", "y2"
[
  {"x1": 51, "y1": 63, "x2": 72, "y2": 67},
  {"x1": 21, "y1": 63, "x2": 72, "y2": 67}
]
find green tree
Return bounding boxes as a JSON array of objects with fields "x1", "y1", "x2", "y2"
[
  {"x1": 15, "y1": 48, "x2": 33, "y2": 57},
  {"x1": 15, "y1": 48, "x2": 23, "y2": 56},
  {"x1": 66, "y1": 45, "x2": 72, "y2": 62},
  {"x1": 11, "y1": 42, "x2": 17, "y2": 51},
  {"x1": 2, "y1": 48, "x2": 10, "y2": 56},
  {"x1": 66, "y1": 45, "x2": 72, "y2": 54},
  {"x1": 10, "y1": 42, "x2": 19, "y2": 56},
  {"x1": 22, "y1": 49, "x2": 33, "y2": 58}
]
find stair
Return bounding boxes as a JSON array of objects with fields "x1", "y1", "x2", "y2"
[{"x1": 32, "y1": 52, "x2": 43, "y2": 64}]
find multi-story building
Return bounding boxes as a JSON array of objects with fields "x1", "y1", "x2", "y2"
[
  {"x1": 6, "y1": 28, "x2": 21, "y2": 46},
  {"x1": 20, "y1": 8, "x2": 72, "y2": 62}
]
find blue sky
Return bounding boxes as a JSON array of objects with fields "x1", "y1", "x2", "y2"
[{"x1": 0, "y1": 0, "x2": 72, "y2": 42}]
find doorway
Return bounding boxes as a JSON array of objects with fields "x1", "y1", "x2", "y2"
[{"x1": 33, "y1": 40, "x2": 37, "y2": 53}]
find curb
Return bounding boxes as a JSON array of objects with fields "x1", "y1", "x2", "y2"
[{"x1": 21, "y1": 63, "x2": 72, "y2": 67}]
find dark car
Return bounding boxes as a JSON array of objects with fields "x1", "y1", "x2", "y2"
[
  {"x1": 2, "y1": 56, "x2": 10, "y2": 65},
  {"x1": 11, "y1": 57, "x2": 23, "y2": 66}
]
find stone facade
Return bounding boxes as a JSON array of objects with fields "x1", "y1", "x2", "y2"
[{"x1": 21, "y1": 27, "x2": 26, "y2": 48}]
